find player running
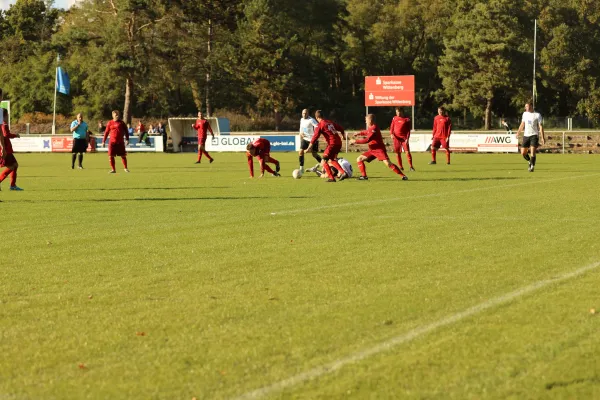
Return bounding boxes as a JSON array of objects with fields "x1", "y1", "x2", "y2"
[
  {"x1": 246, "y1": 138, "x2": 281, "y2": 178},
  {"x1": 430, "y1": 106, "x2": 452, "y2": 165},
  {"x1": 516, "y1": 102, "x2": 545, "y2": 172},
  {"x1": 298, "y1": 108, "x2": 321, "y2": 173},
  {"x1": 102, "y1": 110, "x2": 130, "y2": 173},
  {"x1": 351, "y1": 114, "x2": 407, "y2": 181},
  {"x1": 305, "y1": 110, "x2": 347, "y2": 182},
  {"x1": 0, "y1": 108, "x2": 23, "y2": 191},
  {"x1": 390, "y1": 107, "x2": 415, "y2": 171},
  {"x1": 192, "y1": 111, "x2": 215, "y2": 164}
]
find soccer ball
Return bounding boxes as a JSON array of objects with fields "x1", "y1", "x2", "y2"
[{"x1": 292, "y1": 169, "x2": 302, "y2": 179}]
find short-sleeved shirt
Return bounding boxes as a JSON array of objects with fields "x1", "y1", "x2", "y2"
[
  {"x1": 299, "y1": 117, "x2": 318, "y2": 141},
  {"x1": 522, "y1": 112, "x2": 542, "y2": 137},
  {"x1": 71, "y1": 120, "x2": 88, "y2": 139}
]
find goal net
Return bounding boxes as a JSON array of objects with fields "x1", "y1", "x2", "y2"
[{"x1": 167, "y1": 117, "x2": 221, "y2": 153}]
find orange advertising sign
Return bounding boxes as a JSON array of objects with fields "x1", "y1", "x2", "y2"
[{"x1": 364, "y1": 75, "x2": 415, "y2": 106}]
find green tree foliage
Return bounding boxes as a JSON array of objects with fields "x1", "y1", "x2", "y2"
[
  {"x1": 3, "y1": 0, "x2": 600, "y2": 128},
  {"x1": 438, "y1": 0, "x2": 527, "y2": 129}
]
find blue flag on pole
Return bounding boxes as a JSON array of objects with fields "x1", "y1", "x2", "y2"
[{"x1": 57, "y1": 67, "x2": 70, "y2": 95}]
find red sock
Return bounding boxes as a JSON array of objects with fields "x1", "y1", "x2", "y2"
[
  {"x1": 431, "y1": 149, "x2": 437, "y2": 162},
  {"x1": 247, "y1": 154, "x2": 254, "y2": 177},
  {"x1": 358, "y1": 160, "x2": 366, "y2": 177},
  {"x1": 263, "y1": 164, "x2": 275, "y2": 174},
  {"x1": 323, "y1": 163, "x2": 335, "y2": 179},
  {"x1": 122, "y1": 157, "x2": 128, "y2": 169},
  {"x1": 197, "y1": 150, "x2": 203, "y2": 162},
  {"x1": 389, "y1": 163, "x2": 405, "y2": 176},
  {"x1": 396, "y1": 153, "x2": 403, "y2": 169},
  {"x1": 446, "y1": 149, "x2": 451, "y2": 164},
  {"x1": 330, "y1": 160, "x2": 345, "y2": 175},
  {"x1": 110, "y1": 157, "x2": 116, "y2": 171},
  {"x1": 203, "y1": 151, "x2": 213, "y2": 161},
  {"x1": 10, "y1": 168, "x2": 17, "y2": 186},
  {"x1": 0, "y1": 168, "x2": 11, "y2": 183},
  {"x1": 407, "y1": 153, "x2": 413, "y2": 168}
]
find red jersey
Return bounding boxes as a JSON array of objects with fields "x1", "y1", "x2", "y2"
[
  {"x1": 433, "y1": 115, "x2": 452, "y2": 138},
  {"x1": 311, "y1": 119, "x2": 344, "y2": 146},
  {"x1": 137, "y1": 123, "x2": 145, "y2": 133},
  {"x1": 1, "y1": 122, "x2": 17, "y2": 154},
  {"x1": 193, "y1": 119, "x2": 214, "y2": 139},
  {"x1": 251, "y1": 138, "x2": 271, "y2": 156},
  {"x1": 355, "y1": 124, "x2": 386, "y2": 151},
  {"x1": 390, "y1": 116, "x2": 411, "y2": 139},
  {"x1": 103, "y1": 120, "x2": 129, "y2": 145}
]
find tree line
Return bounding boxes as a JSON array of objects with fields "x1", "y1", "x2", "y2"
[{"x1": 0, "y1": 0, "x2": 599, "y2": 130}]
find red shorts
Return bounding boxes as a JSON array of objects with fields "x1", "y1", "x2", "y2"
[
  {"x1": 198, "y1": 136, "x2": 208, "y2": 146},
  {"x1": 362, "y1": 149, "x2": 389, "y2": 162},
  {"x1": 393, "y1": 137, "x2": 410, "y2": 153},
  {"x1": 108, "y1": 142, "x2": 127, "y2": 157},
  {"x1": 432, "y1": 137, "x2": 450, "y2": 150},
  {"x1": 323, "y1": 144, "x2": 342, "y2": 160},
  {"x1": 0, "y1": 153, "x2": 17, "y2": 168},
  {"x1": 257, "y1": 153, "x2": 272, "y2": 163}
]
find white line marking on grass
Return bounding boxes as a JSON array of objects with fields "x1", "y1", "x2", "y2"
[
  {"x1": 233, "y1": 261, "x2": 600, "y2": 400},
  {"x1": 269, "y1": 173, "x2": 600, "y2": 216}
]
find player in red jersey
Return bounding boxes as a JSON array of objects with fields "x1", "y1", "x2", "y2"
[
  {"x1": 192, "y1": 111, "x2": 215, "y2": 164},
  {"x1": 390, "y1": 107, "x2": 415, "y2": 171},
  {"x1": 0, "y1": 108, "x2": 23, "y2": 191},
  {"x1": 246, "y1": 138, "x2": 281, "y2": 178},
  {"x1": 102, "y1": 110, "x2": 130, "y2": 173},
  {"x1": 305, "y1": 110, "x2": 348, "y2": 182},
  {"x1": 430, "y1": 106, "x2": 452, "y2": 165},
  {"x1": 351, "y1": 114, "x2": 407, "y2": 181}
]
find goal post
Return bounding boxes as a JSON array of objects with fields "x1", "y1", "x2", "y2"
[{"x1": 167, "y1": 117, "x2": 221, "y2": 153}]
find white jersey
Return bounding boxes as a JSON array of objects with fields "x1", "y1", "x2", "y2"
[
  {"x1": 337, "y1": 158, "x2": 353, "y2": 178},
  {"x1": 299, "y1": 117, "x2": 318, "y2": 141},
  {"x1": 522, "y1": 111, "x2": 542, "y2": 137}
]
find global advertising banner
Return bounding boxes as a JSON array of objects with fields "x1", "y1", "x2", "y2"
[
  {"x1": 205, "y1": 135, "x2": 260, "y2": 152},
  {"x1": 260, "y1": 135, "x2": 296, "y2": 152}
]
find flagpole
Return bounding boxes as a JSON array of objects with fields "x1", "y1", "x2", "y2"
[
  {"x1": 532, "y1": 19, "x2": 537, "y2": 111},
  {"x1": 52, "y1": 55, "x2": 58, "y2": 135}
]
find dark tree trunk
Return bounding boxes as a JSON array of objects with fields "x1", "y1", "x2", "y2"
[{"x1": 485, "y1": 98, "x2": 493, "y2": 130}]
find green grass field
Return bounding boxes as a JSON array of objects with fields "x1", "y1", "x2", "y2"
[{"x1": 1, "y1": 152, "x2": 599, "y2": 399}]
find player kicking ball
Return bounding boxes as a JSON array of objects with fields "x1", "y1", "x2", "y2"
[
  {"x1": 102, "y1": 110, "x2": 130, "y2": 173},
  {"x1": 246, "y1": 138, "x2": 281, "y2": 178},
  {"x1": 305, "y1": 110, "x2": 347, "y2": 182},
  {"x1": 351, "y1": 114, "x2": 407, "y2": 181},
  {"x1": 0, "y1": 108, "x2": 24, "y2": 191}
]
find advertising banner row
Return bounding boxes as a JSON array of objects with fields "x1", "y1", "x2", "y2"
[
  {"x1": 11, "y1": 133, "x2": 517, "y2": 153},
  {"x1": 11, "y1": 136, "x2": 164, "y2": 153}
]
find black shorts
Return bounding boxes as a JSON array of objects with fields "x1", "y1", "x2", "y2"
[
  {"x1": 301, "y1": 139, "x2": 318, "y2": 152},
  {"x1": 72, "y1": 138, "x2": 88, "y2": 153},
  {"x1": 522, "y1": 135, "x2": 539, "y2": 148}
]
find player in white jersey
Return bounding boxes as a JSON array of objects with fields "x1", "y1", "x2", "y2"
[
  {"x1": 516, "y1": 102, "x2": 545, "y2": 172},
  {"x1": 298, "y1": 108, "x2": 321, "y2": 173},
  {"x1": 316, "y1": 158, "x2": 353, "y2": 179}
]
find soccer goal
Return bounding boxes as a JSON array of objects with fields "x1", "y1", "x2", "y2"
[{"x1": 167, "y1": 117, "x2": 221, "y2": 153}]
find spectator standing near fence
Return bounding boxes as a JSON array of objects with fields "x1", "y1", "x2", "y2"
[
  {"x1": 70, "y1": 113, "x2": 89, "y2": 169},
  {"x1": 157, "y1": 122, "x2": 167, "y2": 151},
  {"x1": 192, "y1": 111, "x2": 215, "y2": 164},
  {"x1": 516, "y1": 102, "x2": 545, "y2": 172},
  {"x1": 0, "y1": 108, "x2": 23, "y2": 191}
]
